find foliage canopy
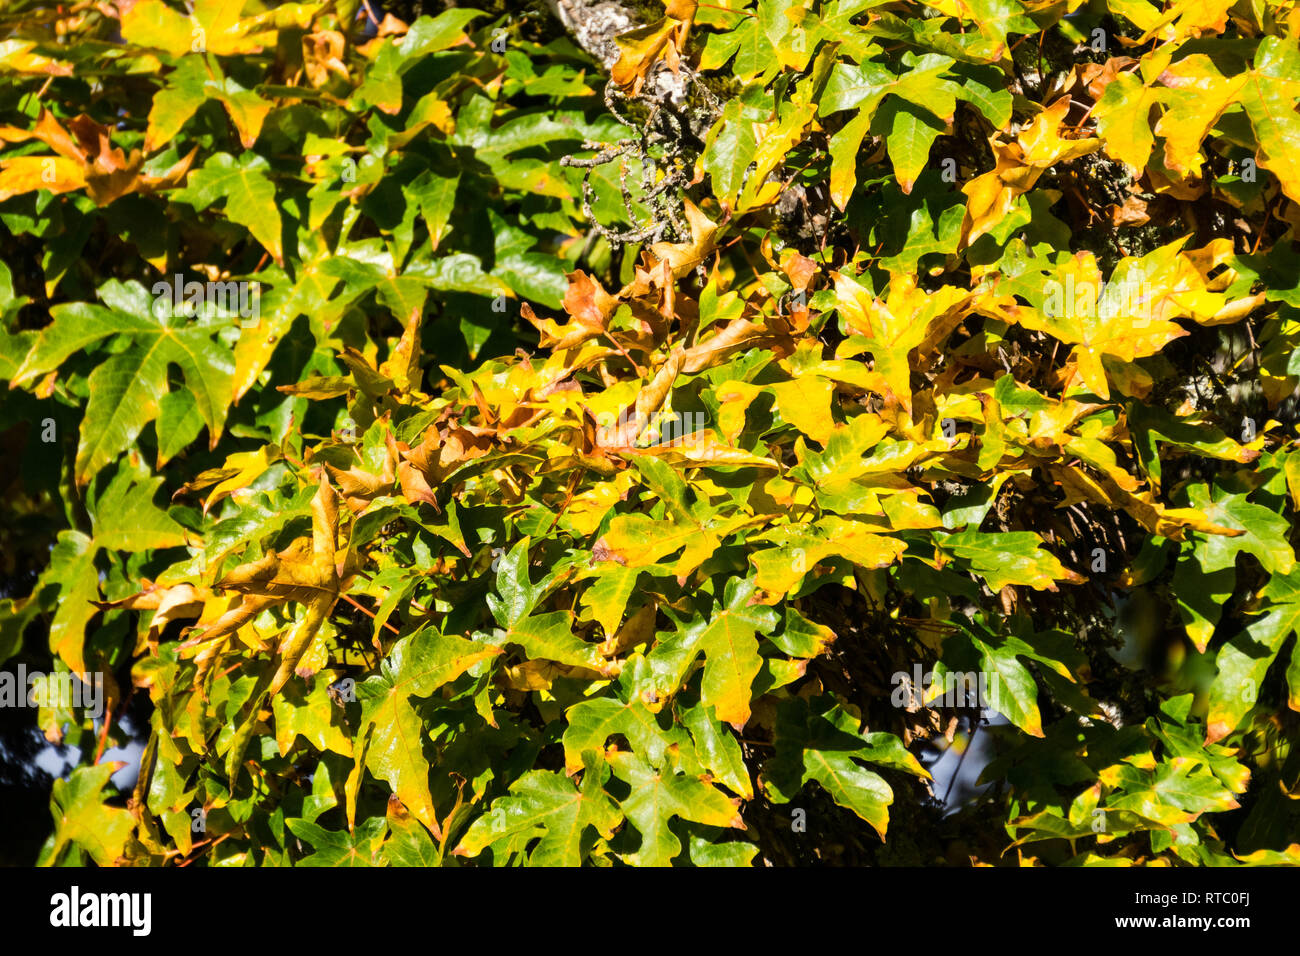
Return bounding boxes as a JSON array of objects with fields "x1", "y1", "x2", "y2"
[{"x1": 3, "y1": 0, "x2": 1300, "y2": 866}]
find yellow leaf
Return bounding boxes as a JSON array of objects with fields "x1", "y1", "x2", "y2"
[
  {"x1": 770, "y1": 377, "x2": 835, "y2": 444},
  {"x1": 737, "y1": 102, "x2": 817, "y2": 214},
  {"x1": 648, "y1": 200, "x2": 718, "y2": 278},
  {"x1": 1155, "y1": 55, "x2": 1246, "y2": 176},
  {"x1": 379, "y1": 306, "x2": 424, "y2": 394},
  {"x1": 831, "y1": 271, "x2": 970, "y2": 413},
  {"x1": 0, "y1": 39, "x2": 73, "y2": 76},
  {"x1": 960, "y1": 97, "x2": 1100, "y2": 247},
  {"x1": 1009, "y1": 246, "x2": 1208, "y2": 399},
  {"x1": 179, "y1": 446, "x2": 282, "y2": 513},
  {"x1": 0, "y1": 155, "x2": 85, "y2": 201},
  {"x1": 120, "y1": 0, "x2": 195, "y2": 57},
  {"x1": 1092, "y1": 71, "x2": 1163, "y2": 173},
  {"x1": 610, "y1": 18, "x2": 680, "y2": 96}
]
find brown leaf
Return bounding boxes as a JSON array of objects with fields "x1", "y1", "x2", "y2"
[
  {"x1": 303, "y1": 30, "x2": 348, "y2": 87},
  {"x1": 524, "y1": 270, "x2": 620, "y2": 351},
  {"x1": 1110, "y1": 194, "x2": 1150, "y2": 226},
  {"x1": 647, "y1": 200, "x2": 718, "y2": 279},
  {"x1": 184, "y1": 477, "x2": 343, "y2": 704},
  {"x1": 610, "y1": 18, "x2": 681, "y2": 96}
]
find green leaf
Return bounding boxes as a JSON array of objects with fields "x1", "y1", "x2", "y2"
[
  {"x1": 1241, "y1": 37, "x2": 1300, "y2": 206},
  {"x1": 607, "y1": 751, "x2": 746, "y2": 866},
  {"x1": 877, "y1": 95, "x2": 946, "y2": 195},
  {"x1": 761, "y1": 696, "x2": 923, "y2": 838},
  {"x1": 1206, "y1": 568, "x2": 1300, "y2": 742},
  {"x1": 504, "y1": 611, "x2": 610, "y2": 673},
  {"x1": 562, "y1": 696, "x2": 683, "y2": 774},
  {"x1": 938, "y1": 529, "x2": 1079, "y2": 591},
  {"x1": 287, "y1": 817, "x2": 386, "y2": 866},
  {"x1": 91, "y1": 468, "x2": 189, "y2": 552},
  {"x1": 173, "y1": 152, "x2": 284, "y2": 264},
  {"x1": 1106, "y1": 758, "x2": 1241, "y2": 826},
  {"x1": 454, "y1": 757, "x2": 623, "y2": 866},
  {"x1": 271, "y1": 678, "x2": 353, "y2": 758},
  {"x1": 382, "y1": 801, "x2": 441, "y2": 867},
  {"x1": 359, "y1": 629, "x2": 502, "y2": 836},
  {"x1": 650, "y1": 577, "x2": 779, "y2": 730},
  {"x1": 681, "y1": 702, "x2": 754, "y2": 799},
  {"x1": 43, "y1": 531, "x2": 99, "y2": 676},
  {"x1": 1188, "y1": 484, "x2": 1296, "y2": 574},
  {"x1": 932, "y1": 623, "x2": 1046, "y2": 737},
  {"x1": 144, "y1": 55, "x2": 208, "y2": 152},
  {"x1": 409, "y1": 170, "x2": 459, "y2": 252},
  {"x1": 41, "y1": 763, "x2": 135, "y2": 866}
]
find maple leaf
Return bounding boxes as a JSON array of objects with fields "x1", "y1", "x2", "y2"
[
  {"x1": 610, "y1": 18, "x2": 683, "y2": 96},
  {"x1": 992, "y1": 239, "x2": 1238, "y2": 399},
  {"x1": 960, "y1": 97, "x2": 1100, "y2": 247},
  {"x1": 188, "y1": 475, "x2": 343, "y2": 700},
  {"x1": 831, "y1": 270, "x2": 972, "y2": 413}
]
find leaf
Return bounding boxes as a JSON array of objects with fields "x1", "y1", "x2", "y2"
[
  {"x1": 485, "y1": 537, "x2": 552, "y2": 628},
  {"x1": 1155, "y1": 55, "x2": 1246, "y2": 177},
  {"x1": 878, "y1": 97, "x2": 946, "y2": 195},
  {"x1": 936, "y1": 625, "x2": 1046, "y2": 737},
  {"x1": 360, "y1": 628, "x2": 502, "y2": 836},
  {"x1": 562, "y1": 696, "x2": 681, "y2": 775},
  {"x1": 761, "y1": 696, "x2": 919, "y2": 839},
  {"x1": 657, "y1": 577, "x2": 779, "y2": 730},
  {"x1": 205, "y1": 76, "x2": 272, "y2": 149},
  {"x1": 409, "y1": 170, "x2": 459, "y2": 251},
  {"x1": 172, "y1": 152, "x2": 284, "y2": 264},
  {"x1": 611, "y1": 18, "x2": 680, "y2": 96},
  {"x1": 0, "y1": 155, "x2": 86, "y2": 201},
  {"x1": 751, "y1": 518, "x2": 905, "y2": 601},
  {"x1": 681, "y1": 702, "x2": 753, "y2": 799},
  {"x1": 607, "y1": 751, "x2": 745, "y2": 866},
  {"x1": 41, "y1": 763, "x2": 134, "y2": 866},
  {"x1": 831, "y1": 270, "x2": 971, "y2": 412},
  {"x1": 578, "y1": 565, "x2": 640, "y2": 638},
  {"x1": 504, "y1": 611, "x2": 612, "y2": 674},
  {"x1": 595, "y1": 458, "x2": 752, "y2": 581},
  {"x1": 119, "y1": 0, "x2": 196, "y2": 57},
  {"x1": 79, "y1": 341, "x2": 173, "y2": 484},
  {"x1": 14, "y1": 292, "x2": 235, "y2": 484},
  {"x1": 287, "y1": 817, "x2": 386, "y2": 866},
  {"x1": 1171, "y1": 552, "x2": 1233, "y2": 653},
  {"x1": 91, "y1": 470, "x2": 189, "y2": 552},
  {"x1": 1187, "y1": 484, "x2": 1295, "y2": 575},
  {"x1": 1240, "y1": 37, "x2": 1300, "y2": 206},
  {"x1": 1106, "y1": 757, "x2": 1241, "y2": 825},
  {"x1": 1092, "y1": 72, "x2": 1162, "y2": 173},
  {"x1": 382, "y1": 796, "x2": 441, "y2": 866},
  {"x1": 44, "y1": 531, "x2": 100, "y2": 677},
  {"x1": 999, "y1": 247, "x2": 1193, "y2": 400},
  {"x1": 702, "y1": 94, "x2": 763, "y2": 205},
  {"x1": 827, "y1": 108, "x2": 873, "y2": 211},
  {"x1": 768, "y1": 376, "x2": 836, "y2": 444},
  {"x1": 1206, "y1": 568, "x2": 1300, "y2": 743},
  {"x1": 271, "y1": 677, "x2": 353, "y2": 757},
  {"x1": 938, "y1": 529, "x2": 1081, "y2": 591},
  {"x1": 454, "y1": 757, "x2": 623, "y2": 866},
  {"x1": 959, "y1": 97, "x2": 1099, "y2": 247}
]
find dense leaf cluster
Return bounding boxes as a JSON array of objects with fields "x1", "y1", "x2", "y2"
[{"x1": 2, "y1": 0, "x2": 1299, "y2": 866}]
